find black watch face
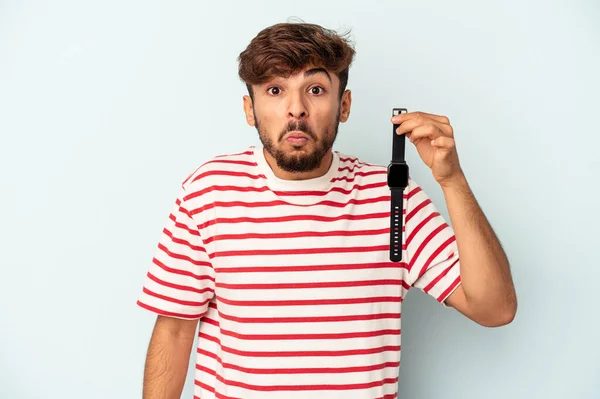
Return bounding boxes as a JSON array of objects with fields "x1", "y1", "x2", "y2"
[{"x1": 387, "y1": 163, "x2": 409, "y2": 188}]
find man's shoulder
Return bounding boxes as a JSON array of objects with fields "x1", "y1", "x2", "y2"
[{"x1": 181, "y1": 146, "x2": 256, "y2": 190}]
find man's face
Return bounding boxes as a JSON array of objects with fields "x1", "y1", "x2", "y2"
[{"x1": 244, "y1": 66, "x2": 351, "y2": 174}]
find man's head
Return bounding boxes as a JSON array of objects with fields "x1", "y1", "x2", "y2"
[{"x1": 238, "y1": 22, "x2": 355, "y2": 175}]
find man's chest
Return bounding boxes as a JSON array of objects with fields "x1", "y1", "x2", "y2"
[{"x1": 201, "y1": 194, "x2": 407, "y2": 305}]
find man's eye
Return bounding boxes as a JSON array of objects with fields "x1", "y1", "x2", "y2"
[
  {"x1": 310, "y1": 86, "x2": 325, "y2": 95},
  {"x1": 267, "y1": 87, "x2": 281, "y2": 95}
]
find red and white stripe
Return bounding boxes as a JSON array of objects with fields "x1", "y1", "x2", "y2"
[{"x1": 137, "y1": 146, "x2": 461, "y2": 398}]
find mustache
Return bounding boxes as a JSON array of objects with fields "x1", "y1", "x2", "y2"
[{"x1": 279, "y1": 120, "x2": 316, "y2": 141}]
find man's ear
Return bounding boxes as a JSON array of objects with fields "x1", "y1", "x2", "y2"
[
  {"x1": 339, "y1": 90, "x2": 352, "y2": 123},
  {"x1": 243, "y1": 95, "x2": 255, "y2": 127}
]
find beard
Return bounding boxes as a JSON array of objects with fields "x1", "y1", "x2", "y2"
[{"x1": 254, "y1": 108, "x2": 341, "y2": 173}]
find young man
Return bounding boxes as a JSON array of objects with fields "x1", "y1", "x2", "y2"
[{"x1": 137, "y1": 22, "x2": 517, "y2": 399}]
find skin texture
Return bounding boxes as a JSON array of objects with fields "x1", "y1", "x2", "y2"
[{"x1": 142, "y1": 316, "x2": 198, "y2": 399}]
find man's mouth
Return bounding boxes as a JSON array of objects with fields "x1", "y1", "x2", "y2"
[{"x1": 285, "y1": 131, "x2": 310, "y2": 145}]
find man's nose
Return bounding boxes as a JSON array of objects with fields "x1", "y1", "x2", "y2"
[{"x1": 287, "y1": 92, "x2": 308, "y2": 119}]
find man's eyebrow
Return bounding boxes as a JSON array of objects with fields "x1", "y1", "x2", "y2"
[{"x1": 304, "y1": 67, "x2": 332, "y2": 83}]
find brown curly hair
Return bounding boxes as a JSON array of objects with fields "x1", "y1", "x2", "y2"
[{"x1": 238, "y1": 22, "x2": 356, "y2": 100}]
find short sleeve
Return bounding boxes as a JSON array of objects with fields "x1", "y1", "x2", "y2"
[
  {"x1": 136, "y1": 186, "x2": 215, "y2": 319},
  {"x1": 405, "y1": 178, "x2": 461, "y2": 306}
]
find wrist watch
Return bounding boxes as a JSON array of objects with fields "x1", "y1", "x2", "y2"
[{"x1": 387, "y1": 108, "x2": 410, "y2": 262}]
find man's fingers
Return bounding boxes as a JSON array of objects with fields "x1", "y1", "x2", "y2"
[
  {"x1": 414, "y1": 112, "x2": 450, "y2": 125},
  {"x1": 392, "y1": 111, "x2": 450, "y2": 125},
  {"x1": 404, "y1": 124, "x2": 444, "y2": 143},
  {"x1": 396, "y1": 119, "x2": 453, "y2": 138},
  {"x1": 431, "y1": 136, "x2": 456, "y2": 152}
]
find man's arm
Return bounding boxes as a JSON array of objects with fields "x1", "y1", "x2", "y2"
[
  {"x1": 143, "y1": 315, "x2": 199, "y2": 399},
  {"x1": 442, "y1": 174, "x2": 517, "y2": 327},
  {"x1": 391, "y1": 111, "x2": 517, "y2": 327}
]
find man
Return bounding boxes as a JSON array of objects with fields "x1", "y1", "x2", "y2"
[{"x1": 137, "y1": 22, "x2": 517, "y2": 399}]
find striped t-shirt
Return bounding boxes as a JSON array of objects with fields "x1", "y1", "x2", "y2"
[{"x1": 137, "y1": 145, "x2": 461, "y2": 399}]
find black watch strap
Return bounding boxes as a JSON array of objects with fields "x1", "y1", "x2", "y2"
[
  {"x1": 390, "y1": 188, "x2": 404, "y2": 262},
  {"x1": 392, "y1": 122, "x2": 406, "y2": 163},
  {"x1": 390, "y1": 108, "x2": 408, "y2": 262}
]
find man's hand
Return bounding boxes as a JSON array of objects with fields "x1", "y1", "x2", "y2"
[{"x1": 391, "y1": 111, "x2": 463, "y2": 188}]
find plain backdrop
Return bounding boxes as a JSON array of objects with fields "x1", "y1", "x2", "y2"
[{"x1": 1, "y1": 0, "x2": 599, "y2": 398}]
